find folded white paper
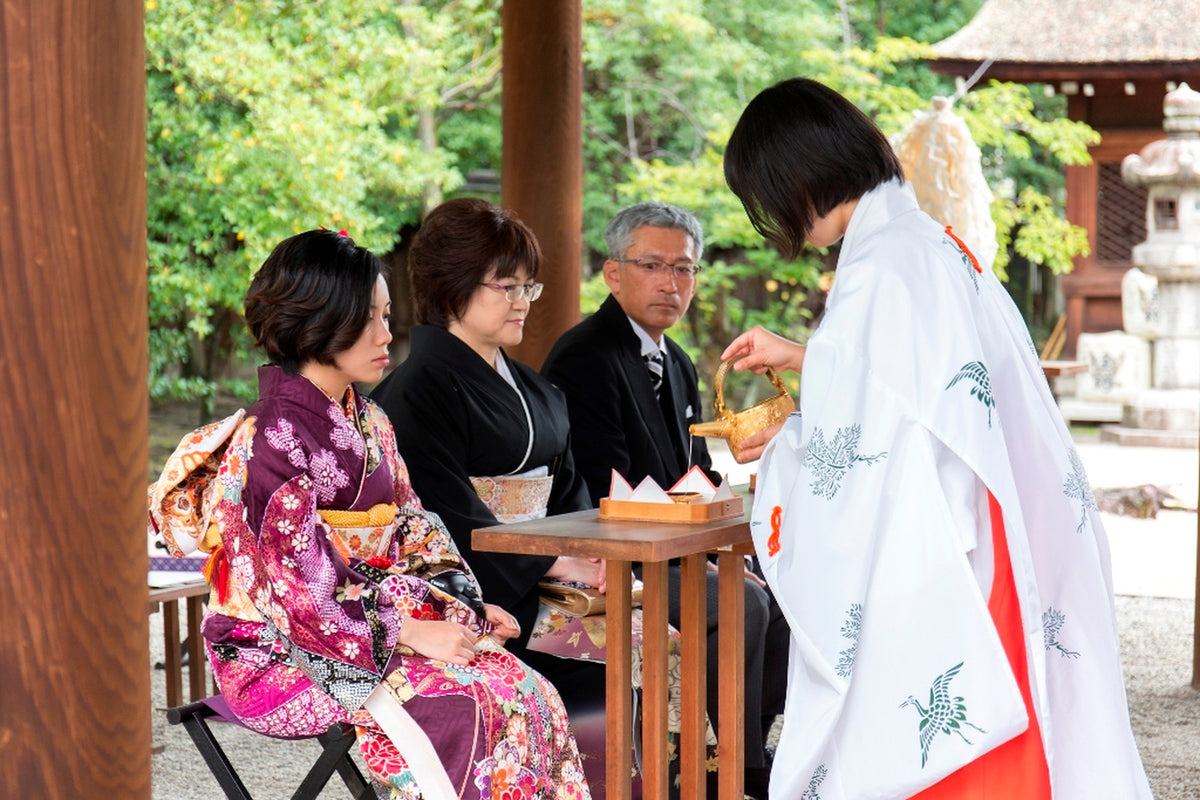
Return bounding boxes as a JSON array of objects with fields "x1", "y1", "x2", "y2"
[{"x1": 607, "y1": 466, "x2": 732, "y2": 504}]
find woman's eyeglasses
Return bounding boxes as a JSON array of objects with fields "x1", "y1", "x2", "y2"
[{"x1": 479, "y1": 282, "x2": 545, "y2": 303}]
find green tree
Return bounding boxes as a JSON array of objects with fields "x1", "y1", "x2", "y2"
[
  {"x1": 146, "y1": 0, "x2": 484, "y2": 413},
  {"x1": 581, "y1": 22, "x2": 1096, "y2": 404}
]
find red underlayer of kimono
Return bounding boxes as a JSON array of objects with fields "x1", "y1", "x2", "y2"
[{"x1": 911, "y1": 492, "x2": 1051, "y2": 800}]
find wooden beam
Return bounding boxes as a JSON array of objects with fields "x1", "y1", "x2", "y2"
[
  {"x1": 501, "y1": 0, "x2": 583, "y2": 370},
  {"x1": 0, "y1": 2, "x2": 149, "y2": 796}
]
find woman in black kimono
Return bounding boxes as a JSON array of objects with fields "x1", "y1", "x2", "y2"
[
  {"x1": 374, "y1": 199, "x2": 702, "y2": 792},
  {"x1": 370, "y1": 198, "x2": 608, "y2": 707}
]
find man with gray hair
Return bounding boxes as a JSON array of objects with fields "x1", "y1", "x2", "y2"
[{"x1": 542, "y1": 201, "x2": 787, "y2": 799}]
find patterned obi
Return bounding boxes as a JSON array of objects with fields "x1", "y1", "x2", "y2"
[
  {"x1": 319, "y1": 503, "x2": 399, "y2": 563},
  {"x1": 469, "y1": 467, "x2": 553, "y2": 523}
]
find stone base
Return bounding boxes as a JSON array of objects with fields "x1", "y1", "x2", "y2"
[
  {"x1": 1099, "y1": 425, "x2": 1199, "y2": 448},
  {"x1": 1099, "y1": 388, "x2": 1200, "y2": 448},
  {"x1": 1058, "y1": 397, "x2": 1123, "y2": 423},
  {"x1": 1121, "y1": 388, "x2": 1200, "y2": 431}
]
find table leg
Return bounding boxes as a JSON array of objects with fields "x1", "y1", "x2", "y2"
[
  {"x1": 679, "y1": 553, "x2": 708, "y2": 798},
  {"x1": 641, "y1": 559, "x2": 670, "y2": 800},
  {"x1": 162, "y1": 598, "x2": 182, "y2": 708},
  {"x1": 186, "y1": 593, "x2": 207, "y2": 701},
  {"x1": 605, "y1": 561, "x2": 633, "y2": 800},
  {"x1": 717, "y1": 551, "x2": 746, "y2": 800}
]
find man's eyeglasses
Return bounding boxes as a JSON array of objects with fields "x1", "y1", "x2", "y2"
[
  {"x1": 613, "y1": 257, "x2": 703, "y2": 280},
  {"x1": 479, "y1": 282, "x2": 544, "y2": 303}
]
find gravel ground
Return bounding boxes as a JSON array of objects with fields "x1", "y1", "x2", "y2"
[
  {"x1": 150, "y1": 434, "x2": 1200, "y2": 798},
  {"x1": 148, "y1": 594, "x2": 1200, "y2": 799}
]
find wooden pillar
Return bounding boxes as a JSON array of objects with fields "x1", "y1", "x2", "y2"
[
  {"x1": 0, "y1": 2, "x2": 149, "y2": 796},
  {"x1": 501, "y1": 0, "x2": 583, "y2": 370},
  {"x1": 1193, "y1": 439, "x2": 1200, "y2": 690}
]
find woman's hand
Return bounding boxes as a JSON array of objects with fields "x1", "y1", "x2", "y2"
[
  {"x1": 733, "y1": 421, "x2": 785, "y2": 463},
  {"x1": 398, "y1": 618, "x2": 478, "y2": 665},
  {"x1": 545, "y1": 556, "x2": 607, "y2": 594},
  {"x1": 483, "y1": 603, "x2": 521, "y2": 644},
  {"x1": 721, "y1": 326, "x2": 806, "y2": 375}
]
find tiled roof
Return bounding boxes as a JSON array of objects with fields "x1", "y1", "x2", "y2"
[{"x1": 933, "y1": 0, "x2": 1200, "y2": 64}]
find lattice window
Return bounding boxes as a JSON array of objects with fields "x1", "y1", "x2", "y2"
[
  {"x1": 1154, "y1": 198, "x2": 1178, "y2": 230},
  {"x1": 1096, "y1": 162, "x2": 1148, "y2": 263}
]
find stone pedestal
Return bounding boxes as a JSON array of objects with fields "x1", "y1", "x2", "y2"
[{"x1": 1101, "y1": 388, "x2": 1200, "y2": 447}]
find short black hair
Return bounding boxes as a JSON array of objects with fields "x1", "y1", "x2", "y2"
[
  {"x1": 724, "y1": 77, "x2": 904, "y2": 259},
  {"x1": 243, "y1": 229, "x2": 385, "y2": 373},
  {"x1": 409, "y1": 197, "x2": 541, "y2": 328}
]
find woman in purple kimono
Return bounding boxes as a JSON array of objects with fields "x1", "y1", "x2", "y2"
[{"x1": 150, "y1": 230, "x2": 590, "y2": 800}]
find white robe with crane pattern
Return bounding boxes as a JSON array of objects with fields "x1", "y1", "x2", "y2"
[{"x1": 753, "y1": 180, "x2": 1152, "y2": 799}]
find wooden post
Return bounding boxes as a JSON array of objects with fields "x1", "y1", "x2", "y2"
[
  {"x1": 501, "y1": 0, "x2": 583, "y2": 370},
  {"x1": 0, "y1": 2, "x2": 149, "y2": 796},
  {"x1": 1193, "y1": 440, "x2": 1200, "y2": 690}
]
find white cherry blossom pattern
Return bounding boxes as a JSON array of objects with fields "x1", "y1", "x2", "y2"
[
  {"x1": 231, "y1": 554, "x2": 256, "y2": 589},
  {"x1": 265, "y1": 417, "x2": 308, "y2": 469},
  {"x1": 309, "y1": 449, "x2": 351, "y2": 503},
  {"x1": 291, "y1": 528, "x2": 314, "y2": 553},
  {"x1": 328, "y1": 405, "x2": 366, "y2": 457}
]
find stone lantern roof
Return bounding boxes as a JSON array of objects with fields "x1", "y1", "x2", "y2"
[{"x1": 1122, "y1": 83, "x2": 1200, "y2": 187}]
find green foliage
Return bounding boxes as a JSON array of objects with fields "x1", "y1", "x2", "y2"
[
  {"x1": 145, "y1": 0, "x2": 474, "y2": 405},
  {"x1": 147, "y1": 0, "x2": 1099, "y2": 415}
]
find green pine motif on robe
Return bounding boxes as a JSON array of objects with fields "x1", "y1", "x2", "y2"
[
  {"x1": 800, "y1": 764, "x2": 828, "y2": 799},
  {"x1": 1063, "y1": 447, "x2": 1098, "y2": 533},
  {"x1": 802, "y1": 424, "x2": 887, "y2": 500},
  {"x1": 835, "y1": 603, "x2": 863, "y2": 678},
  {"x1": 1043, "y1": 606, "x2": 1081, "y2": 659}
]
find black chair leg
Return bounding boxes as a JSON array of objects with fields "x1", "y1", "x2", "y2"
[
  {"x1": 293, "y1": 724, "x2": 373, "y2": 800},
  {"x1": 167, "y1": 699, "x2": 375, "y2": 800},
  {"x1": 167, "y1": 701, "x2": 253, "y2": 800}
]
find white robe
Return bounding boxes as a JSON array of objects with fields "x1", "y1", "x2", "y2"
[{"x1": 753, "y1": 181, "x2": 1153, "y2": 799}]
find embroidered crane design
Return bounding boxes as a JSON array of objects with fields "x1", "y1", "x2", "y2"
[
  {"x1": 946, "y1": 361, "x2": 995, "y2": 429},
  {"x1": 835, "y1": 603, "x2": 863, "y2": 678},
  {"x1": 1043, "y1": 606, "x2": 1081, "y2": 659},
  {"x1": 1063, "y1": 448, "x2": 1098, "y2": 533},
  {"x1": 803, "y1": 424, "x2": 887, "y2": 499},
  {"x1": 900, "y1": 662, "x2": 987, "y2": 768}
]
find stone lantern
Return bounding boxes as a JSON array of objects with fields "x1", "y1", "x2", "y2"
[{"x1": 1103, "y1": 82, "x2": 1200, "y2": 446}]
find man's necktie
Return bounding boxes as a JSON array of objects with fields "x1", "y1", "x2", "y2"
[{"x1": 644, "y1": 351, "x2": 664, "y2": 399}]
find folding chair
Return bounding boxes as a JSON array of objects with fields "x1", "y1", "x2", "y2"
[{"x1": 165, "y1": 695, "x2": 377, "y2": 800}]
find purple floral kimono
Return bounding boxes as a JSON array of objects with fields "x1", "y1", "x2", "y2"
[{"x1": 151, "y1": 366, "x2": 590, "y2": 800}]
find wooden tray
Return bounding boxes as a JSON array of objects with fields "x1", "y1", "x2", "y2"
[{"x1": 598, "y1": 495, "x2": 744, "y2": 523}]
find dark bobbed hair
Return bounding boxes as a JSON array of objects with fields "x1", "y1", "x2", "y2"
[
  {"x1": 724, "y1": 77, "x2": 904, "y2": 260},
  {"x1": 409, "y1": 197, "x2": 541, "y2": 328},
  {"x1": 243, "y1": 229, "x2": 386, "y2": 373}
]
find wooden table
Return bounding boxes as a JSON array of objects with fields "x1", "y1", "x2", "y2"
[
  {"x1": 148, "y1": 579, "x2": 210, "y2": 707},
  {"x1": 473, "y1": 505, "x2": 753, "y2": 800},
  {"x1": 1040, "y1": 359, "x2": 1089, "y2": 379}
]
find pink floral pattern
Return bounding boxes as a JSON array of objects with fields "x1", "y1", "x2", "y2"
[{"x1": 160, "y1": 366, "x2": 590, "y2": 799}]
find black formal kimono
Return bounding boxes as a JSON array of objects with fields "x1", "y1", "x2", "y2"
[
  {"x1": 541, "y1": 294, "x2": 719, "y2": 505},
  {"x1": 371, "y1": 325, "x2": 592, "y2": 650},
  {"x1": 542, "y1": 294, "x2": 788, "y2": 787}
]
